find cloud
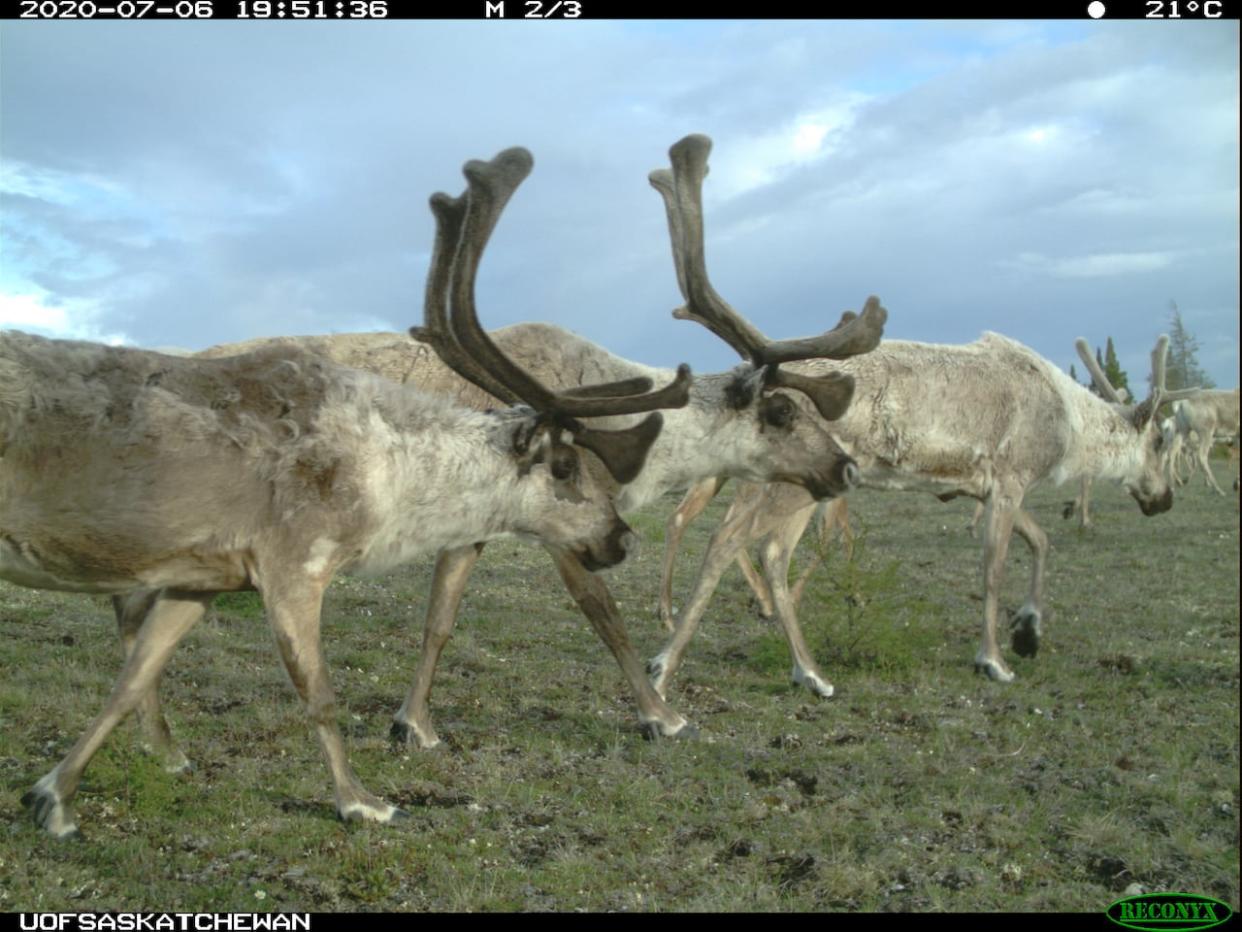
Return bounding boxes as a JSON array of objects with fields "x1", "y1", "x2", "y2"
[
  {"x1": 0, "y1": 21, "x2": 1236, "y2": 387},
  {"x1": 1003, "y1": 250, "x2": 1178, "y2": 279},
  {"x1": 704, "y1": 95, "x2": 870, "y2": 199},
  {"x1": 0, "y1": 291, "x2": 129, "y2": 345}
]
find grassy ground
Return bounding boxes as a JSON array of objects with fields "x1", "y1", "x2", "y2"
[{"x1": 1, "y1": 464, "x2": 1237, "y2": 912}]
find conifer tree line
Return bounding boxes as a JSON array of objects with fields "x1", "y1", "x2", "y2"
[{"x1": 1067, "y1": 301, "x2": 1217, "y2": 396}]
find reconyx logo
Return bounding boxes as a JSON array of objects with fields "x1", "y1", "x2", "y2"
[{"x1": 1106, "y1": 893, "x2": 1233, "y2": 931}]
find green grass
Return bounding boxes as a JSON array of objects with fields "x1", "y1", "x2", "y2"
[{"x1": 1, "y1": 463, "x2": 1237, "y2": 912}]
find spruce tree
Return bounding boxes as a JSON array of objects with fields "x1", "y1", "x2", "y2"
[
  {"x1": 1087, "y1": 347, "x2": 1107, "y2": 397},
  {"x1": 1103, "y1": 337, "x2": 1130, "y2": 398},
  {"x1": 1166, "y1": 301, "x2": 1215, "y2": 390}
]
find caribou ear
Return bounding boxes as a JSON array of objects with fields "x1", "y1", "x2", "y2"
[
  {"x1": 1131, "y1": 398, "x2": 1157, "y2": 431},
  {"x1": 571, "y1": 413, "x2": 664, "y2": 484},
  {"x1": 724, "y1": 368, "x2": 764, "y2": 410}
]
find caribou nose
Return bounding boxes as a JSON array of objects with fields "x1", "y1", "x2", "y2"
[
  {"x1": 1149, "y1": 488, "x2": 1173, "y2": 515},
  {"x1": 1134, "y1": 487, "x2": 1173, "y2": 516},
  {"x1": 831, "y1": 455, "x2": 859, "y2": 492},
  {"x1": 579, "y1": 520, "x2": 638, "y2": 571}
]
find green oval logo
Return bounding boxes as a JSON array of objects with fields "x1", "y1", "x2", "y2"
[{"x1": 1106, "y1": 893, "x2": 1234, "y2": 932}]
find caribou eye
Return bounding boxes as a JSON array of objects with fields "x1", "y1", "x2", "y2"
[
  {"x1": 759, "y1": 393, "x2": 795, "y2": 429},
  {"x1": 550, "y1": 446, "x2": 578, "y2": 481}
]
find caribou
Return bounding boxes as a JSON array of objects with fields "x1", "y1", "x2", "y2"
[
  {"x1": 1168, "y1": 390, "x2": 1240, "y2": 495},
  {"x1": 0, "y1": 145, "x2": 697, "y2": 839},
  {"x1": 649, "y1": 330, "x2": 1202, "y2": 700},
  {"x1": 107, "y1": 133, "x2": 887, "y2": 761}
]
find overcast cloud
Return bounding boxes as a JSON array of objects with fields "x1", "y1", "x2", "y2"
[{"x1": 1, "y1": 20, "x2": 1237, "y2": 388}]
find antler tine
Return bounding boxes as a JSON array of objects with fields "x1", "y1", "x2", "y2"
[
  {"x1": 557, "y1": 364, "x2": 692, "y2": 416},
  {"x1": 441, "y1": 147, "x2": 560, "y2": 414},
  {"x1": 1161, "y1": 386, "x2": 1202, "y2": 403},
  {"x1": 1074, "y1": 338, "x2": 1125, "y2": 405},
  {"x1": 560, "y1": 377, "x2": 662, "y2": 400},
  {"x1": 1150, "y1": 334, "x2": 1169, "y2": 405},
  {"x1": 409, "y1": 191, "x2": 521, "y2": 406},
  {"x1": 446, "y1": 148, "x2": 693, "y2": 420},
  {"x1": 648, "y1": 169, "x2": 690, "y2": 304},
  {"x1": 758, "y1": 297, "x2": 889, "y2": 365},
  {"x1": 663, "y1": 134, "x2": 770, "y2": 362}
]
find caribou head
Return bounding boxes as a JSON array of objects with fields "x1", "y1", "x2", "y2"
[
  {"x1": 1075, "y1": 334, "x2": 1198, "y2": 516},
  {"x1": 649, "y1": 134, "x2": 886, "y2": 500},
  {"x1": 412, "y1": 147, "x2": 692, "y2": 570}
]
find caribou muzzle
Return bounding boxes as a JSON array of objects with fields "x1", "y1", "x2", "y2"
[
  {"x1": 575, "y1": 520, "x2": 638, "y2": 572},
  {"x1": 781, "y1": 455, "x2": 860, "y2": 502},
  {"x1": 1133, "y1": 487, "x2": 1173, "y2": 516}
]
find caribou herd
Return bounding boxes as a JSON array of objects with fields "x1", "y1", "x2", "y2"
[{"x1": 1, "y1": 134, "x2": 1235, "y2": 839}]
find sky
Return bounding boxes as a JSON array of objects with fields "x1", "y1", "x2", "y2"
[{"x1": 1, "y1": 20, "x2": 1238, "y2": 390}]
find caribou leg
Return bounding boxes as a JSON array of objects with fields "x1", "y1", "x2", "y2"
[
  {"x1": 974, "y1": 487, "x2": 1020, "y2": 683},
  {"x1": 1194, "y1": 438, "x2": 1227, "y2": 495},
  {"x1": 665, "y1": 492, "x2": 839, "y2": 631},
  {"x1": 755, "y1": 498, "x2": 832, "y2": 697},
  {"x1": 1077, "y1": 477, "x2": 1093, "y2": 529},
  {"x1": 392, "y1": 544, "x2": 485, "y2": 749},
  {"x1": 658, "y1": 477, "x2": 726, "y2": 631},
  {"x1": 263, "y1": 574, "x2": 405, "y2": 824},
  {"x1": 550, "y1": 548, "x2": 692, "y2": 739},
  {"x1": 23, "y1": 591, "x2": 212, "y2": 839},
  {"x1": 735, "y1": 547, "x2": 776, "y2": 618},
  {"x1": 650, "y1": 483, "x2": 823, "y2": 698},
  {"x1": 788, "y1": 498, "x2": 851, "y2": 611},
  {"x1": 968, "y1": 500, "x2": 985, "y2": 538},
  {"x1": 726, "y1": 483, "x2": 782, "y2": 619},
  {"x1": 649, "y1": 485, "x2": 796, "y2": 698},
  {"x1": 1009, "y1": 508, "x2": 1049, "y2": 659},
  {"x1": 112, "y1": 590, "x2": 193, "y2": 773},
  {"x1": 391, "y1": 543, "x2": 693, "y2": 746},
  {"x1": 648, "y1": 508, "x2": 756, "y2": 699}
]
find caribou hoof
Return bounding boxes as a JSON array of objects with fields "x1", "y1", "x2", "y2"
[
  {"x1": 794, "y1": 669, "x2": 835, "y2": 699},
  {"x1": 338, "y1": 799, "x2": 407, "y2": 825},
  {"x1": 389, "y1": 719, "x2": 441, "y2": 751},
  {"x1": 974, "y1": 657, "x2": 1016, "y2": 683},
  {"x1": 641, "y1": 720, "x2": 699, "y2": 742},
  {"x1": 21, "y1": 784, "x2": 82, "y2": 840},
  {"x1": 1010, "y1": 608, "x2": 1042, "y2": 659}
]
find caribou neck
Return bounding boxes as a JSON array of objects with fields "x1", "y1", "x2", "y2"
[
  {"x1": 612, "y1": 369, "x2": 761, "y2": 513},
  {"x1": 349, "y1": 400, "x2": 543, "y2": 574},
  {"x1": 1054, "y1": 392, "x2": 1148, "y2": 487}
]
